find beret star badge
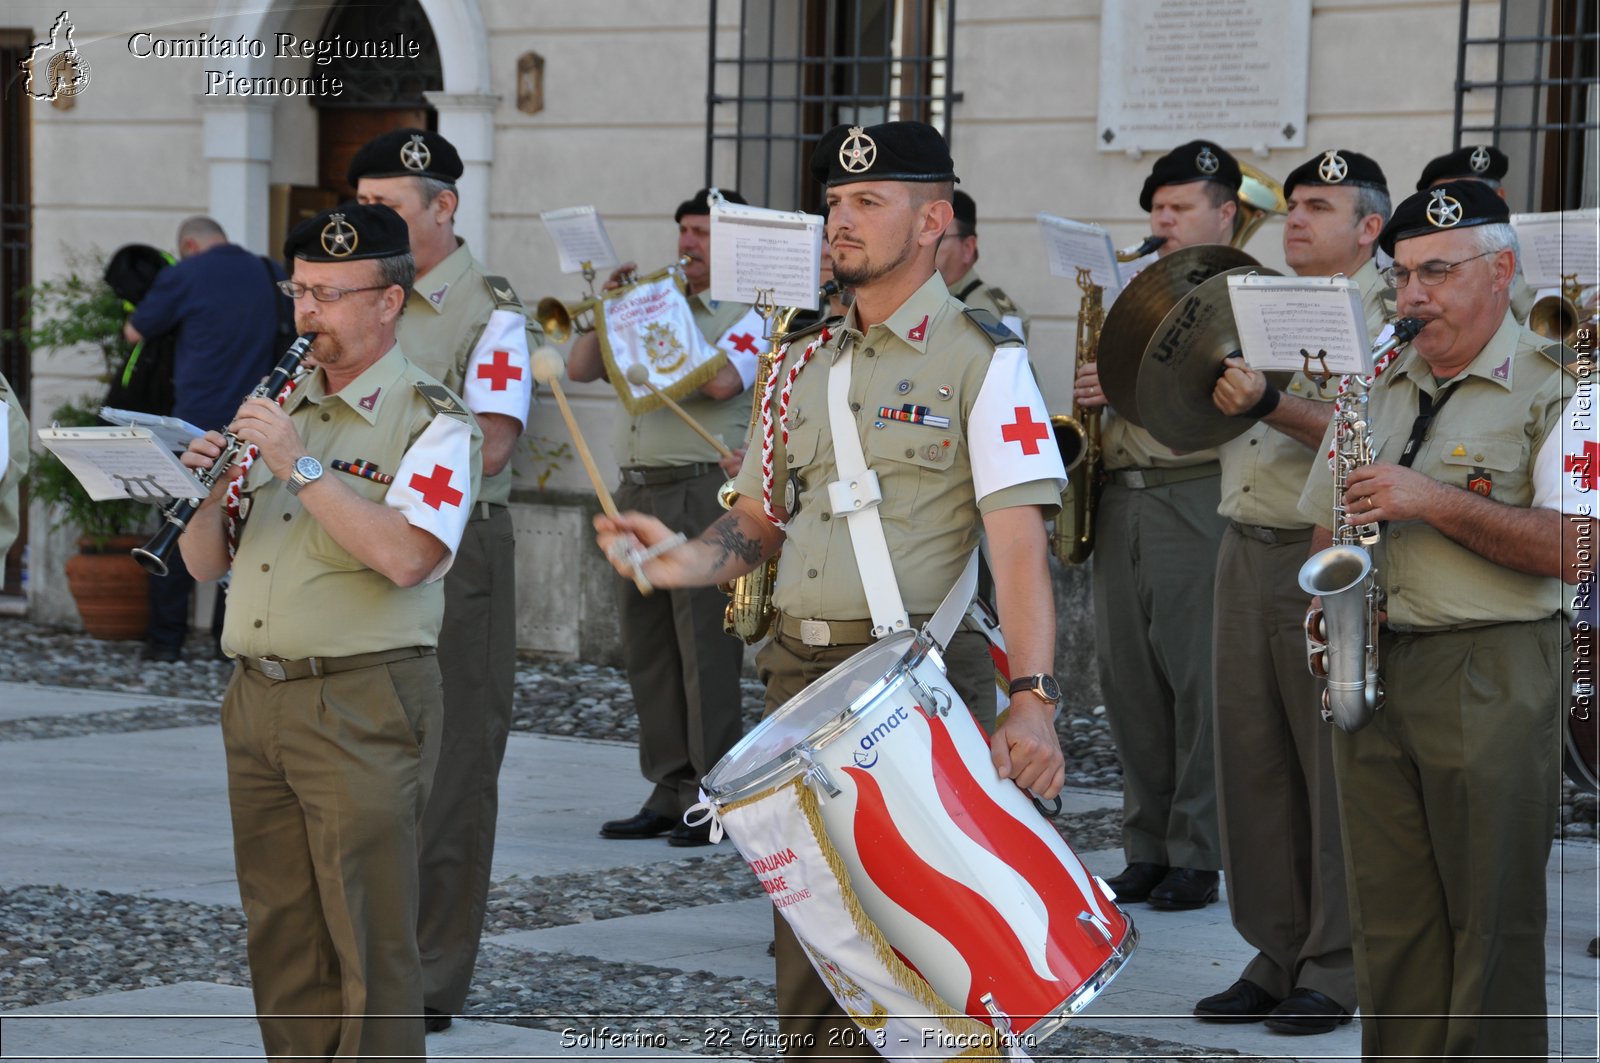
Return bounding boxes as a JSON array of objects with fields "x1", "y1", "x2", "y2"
[
  {"x1": 839, "y1": 126, "x2": 877, "y2": 173},
  {"x1": 320, "y1": 213, "x2": 359, "y2": 257},
  {"x1": 1426, "y1": 188, "x2": 1463, "y2": 228},
  {"x1": 1470, "y1": 145, "x2": 1492, "y2": 173},
  {"x1": 400, "y1": 133, "x2": 431, "y2": 172},
  {"x1": 1196, "y1": 146, "x2": 1220, "y2": 175},
  {"x1": 1318, "y1": 150, "x2": 1349, "y2": 183}
]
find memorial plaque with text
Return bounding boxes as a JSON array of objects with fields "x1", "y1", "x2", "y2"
[{"x1": 1098, "y1": 0, "x2": 1309, "y2": 153}]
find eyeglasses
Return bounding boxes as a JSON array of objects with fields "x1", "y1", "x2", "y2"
[
  {"x1": 1382, "y1": 250, "x2": 1493, "y2": 290},
  {"x1": 276, "y1": 280, "x2": 390, "y2": 302}
]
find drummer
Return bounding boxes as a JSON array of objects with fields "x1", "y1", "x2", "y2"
[{"x1": 594, "y1": 120, "x2": 1067, "y2": 1059}]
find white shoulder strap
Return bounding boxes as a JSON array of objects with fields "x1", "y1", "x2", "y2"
[{"x1": 824, "y1": 337, "x2": 978, "y2": 649}]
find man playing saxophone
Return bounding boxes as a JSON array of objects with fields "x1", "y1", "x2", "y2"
[
  {"x1": 1296, "y1": 181, "x2": 1578, "y2": 1058},
  {"x1": 1191, "y1": 149, "x2": 1392, "y2": 1033}
]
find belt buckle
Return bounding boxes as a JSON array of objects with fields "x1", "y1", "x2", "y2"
[
  {"x1": 257, "y1": 658, "x2": 287, "y2": 681},
  {"x1": 799, "y1": 619, "x2": 831, "y2": 647},
  {"x1": 1124, "y1": 470, "x2": 1147, "y2": 489}
]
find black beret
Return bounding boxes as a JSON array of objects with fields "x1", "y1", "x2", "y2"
[
  {"x1": 346, "y1": 128, "x2": 463, "y2": 185},
  {"x1": 1415, "y1": 144, "x2": 1508, "y2": 191},
  {"x1": 1283, "y1": 149, "x2": 1388, "y2": 200},
  {"x1": 1378, "y1": 181, "x2": 1511, "y2": 256},
  {"x1": 951, "y1": 190, "x2": 977, "y2": 230},
  {"x1": 674, "y1": 187, "x2": 747, "y2": 223},
  {"x1": 103, "y1": 244, "x2": 174, "y2": 305},
  {"x1": 1138, "y1": 140, "x2": 1242, "y2": 212},
  {"x1": 810, "y1": 122, "x2": 958, "y2": 187},
  {"x1": 284, "y1": 202, "x2": 411, "y2": 264}
]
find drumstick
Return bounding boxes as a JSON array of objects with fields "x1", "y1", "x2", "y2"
[
  {"x1": 624, "y1": 363, "x2": 735, "y2": 459},
  {"x1": 532, "y1": 350, "x2": 657, "y2": 595}
]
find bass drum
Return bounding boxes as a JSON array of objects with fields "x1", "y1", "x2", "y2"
[{"x1": 1565, "y1": 616, "x2": 1598, "y2": 793}]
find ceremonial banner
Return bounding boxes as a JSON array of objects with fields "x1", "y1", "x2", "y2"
[{"x1": 597, "y1": 272, "x2": 726, "y2": 415}]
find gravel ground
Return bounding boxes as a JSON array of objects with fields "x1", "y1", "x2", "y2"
[{"x1": 1, "y1": 617, "x2": 1591, "y2": 1061}]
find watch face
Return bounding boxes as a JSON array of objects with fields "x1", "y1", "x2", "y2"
[
  {"x1": 295, "y1": 456, "x2": 322, "y2": 479},
  {"x1": 1039, "y1": 674, "x2": 1061, "y2": 702}
]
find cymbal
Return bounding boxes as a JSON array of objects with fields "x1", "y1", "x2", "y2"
[
  {"x1": 1097, "y1": 245, "x2": 1261, "y2": 426},
  {"x1": 1136, "y1": 267, "x2": 1291, "y2": 451}
]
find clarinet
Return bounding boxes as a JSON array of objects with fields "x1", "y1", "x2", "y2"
[{"x1": 132, "y1": 332, "x2": 317, "y2": 577}]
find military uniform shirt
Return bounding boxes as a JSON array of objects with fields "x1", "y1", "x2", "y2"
[
  {"x1": 949, "y1": 268, "x2": 1029, "y2": 343},
  {"x1": 732, "y1": 272, "x2": 1062, "y2": 620},
  {"x1": 1218, "y1": 258, "x2": 1391, "y2": 527},
  {"x1": 0, "y1": 372, "x2": 26, "y2": 555},
  {"x1": 612, "y1": 291, "x2": 754, "y2": 467},
  {"x1": 1297, "y1": 312, "x2": 1572, "y2": 629},
  {"x1": 399, "y1": 240, "x2": 537, "y2": 508},
  {"x1": 223, "y1": 346, "x2": 482, "y2": 659}
]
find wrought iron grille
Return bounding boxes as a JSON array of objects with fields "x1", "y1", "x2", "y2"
[
  {"x1": 1454, "y1": 0, "x2": 1598, "y2": 211},
  {"x1": 706, "y1": 0, "x2": 959, "y2": 213}
]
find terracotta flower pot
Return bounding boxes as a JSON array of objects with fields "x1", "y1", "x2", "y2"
[{"x1": 63, "y1": 536, "x2": 149, "y2": 640}]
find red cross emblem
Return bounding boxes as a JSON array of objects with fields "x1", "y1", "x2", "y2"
[
  {"x1": 1568, "y1": 440, "x2": 1600, "y2": 492},
  {"x1": 409, "y1": 465, "x2": 464, "y2": 510},
  {"x1": 1000, "y1": 406, "x2": 1049, "y2": 455},
  {"x1": 477, "y1": 349, "x2": 523, "y2": 392},
  {"x1": 728, "y1": 332, "x2": 759, "y2": 354}
]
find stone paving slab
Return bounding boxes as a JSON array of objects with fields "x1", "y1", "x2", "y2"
[
  {"x1": 0, "y1": 981, "x2": 737, "y2": 1061},
  {"x1": 0, "y1": 682, "x2": 207, "y2": 722}
]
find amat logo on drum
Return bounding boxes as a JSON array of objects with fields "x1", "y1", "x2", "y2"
[{"x1": 852, "y1": 705, "x2": 912, "y2": 769}]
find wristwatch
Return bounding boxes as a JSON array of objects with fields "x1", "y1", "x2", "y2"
[
  {"x1": 286, "y1": 455, "x2": 324, "y2": 495},
  {"x1": 1007, "y1": 673, "x2": 1061, "y2": 704}
]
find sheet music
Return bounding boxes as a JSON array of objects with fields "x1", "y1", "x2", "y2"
[
  {"x1": 709, "y1": 201, "x2": 823, "y2": 309},
  {"x1": 1036, "y1": 214, "x2": 1123, "y2": 292},
  {"x1": 1226, "y1": 275, "x2": 1372, "y2": 376},
  {"x1": 1511, "y1": 209, "x2": 1599, "y2": 289},
  {"x1": 98, "y1": 408, "x2": 206, "y2": 453},
  {"x1": 37, "y1": 426, "x2": 207, "y2": 503},
  {"x1": 539, "y1": 206, "x2": 621, "y2": 274}
]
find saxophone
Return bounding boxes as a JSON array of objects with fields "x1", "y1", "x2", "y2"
[
  {"x1": 1297, "y1": 317, "x2": 1425, "y2": 732},
  {"x1": 1051, "y1": 267, "x2": 1105, "y2": 564},
  {"x1": 720, "y1": 282, "x2": 841, "y2": 643}
]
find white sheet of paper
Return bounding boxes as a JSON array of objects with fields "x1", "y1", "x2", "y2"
[
  {"x1": 540, "y1": 206, "x2": 621, "y2": 274},
  {"x1": 98, "y1": 408, "x2": 207, "y2": 453},
  {"x1": 1511, "y1": 209, "x2": 1599, "y2": 289},
  {"x1": 1036, "y1": 214, "x2": 1123, "y2": 292},
  {"x1": 1226, "y1": 275, "x2": 1372, "y2": 376},
  {"x1": 709, "y1": 201, "x2": 823, "y2": 309},
  {"x1": 37, "y1": 426, "x2": 207, "y2": 503}
]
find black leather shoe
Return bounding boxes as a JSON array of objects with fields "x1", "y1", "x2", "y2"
[
  {"x1": 1104, "y1": 862, "x2": 1169, "y2": 902},
  {"x1": 1193, "y1": 978, "x2": 1281, "y2": 1023},
  {"x1": 667, "y1": 820, "x2": 714, "y2": 847},
  {"x1": 599, "y1": 809, "x2": 675, "y2": 839},
  {"x1": 142, "y1": 641, "x2": 182, "y2": 663},
  {"x1": 423, "y1": 1007, "x2": 452, "y2": 1033},
  {"x1": 1264, "y1": 987, "x2": 1351, "y2": 1035},
  {"x1": 1148, "y1": 867, "x2": 1219, "y2": 910}
]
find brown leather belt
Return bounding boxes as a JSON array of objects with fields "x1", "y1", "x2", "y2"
[
  {"x1": 235, "y1": 646, "x2": 434, "y2": 682},
  {"x1": 1228, "y1": 520, "x2": 1313, "y2": 545},
  {"x1": 777, "y1": 612, "x2": 934, "y2": 648},
  {"x1": 619, "y1": 463, "x2": 718, "y2": 486},
  {"x1": 1108, "y1": 462, "x2": 1221, "y2": 489}
]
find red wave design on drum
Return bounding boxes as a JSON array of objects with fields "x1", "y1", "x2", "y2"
[
  {"x1": 842, "y1": 764, "x2": 1067, "y2": 1023},
  {"x1": 923, "y1": 714, "x2": 1128, "y2": 981},
  {"x1": 987, "y1": 641, "x2": 1010, "y2": 679}
]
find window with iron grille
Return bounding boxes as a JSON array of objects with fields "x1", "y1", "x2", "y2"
[
  {"x1": 1454, "y1": 0, "x2": 1598, "y2": 212},
  {"x1": 706, "y1": 0, "x2": 958, "y2": 214}
]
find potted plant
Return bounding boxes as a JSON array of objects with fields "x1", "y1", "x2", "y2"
[{"x1": 8, "y1": 254, "x2": 155, "y2": 639}]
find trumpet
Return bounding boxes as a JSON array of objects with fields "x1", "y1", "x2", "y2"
[
  {"x1": 535, "y1": 257, "x2": 692, "y2": 343},
  {"x1": 1298, "y1": 317, "x2": 1425, "y2": 732},
  {"x1": 132, "y1": 332, "x2": 318, "y2": 578},
  {"x1": 721, "y1": 281, "x2": 840, "y2": 643},
  {"x1": 1529, "y1": 273, "x2": 1598, "y2": 345}
]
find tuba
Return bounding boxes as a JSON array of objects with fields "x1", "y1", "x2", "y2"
[
  {"x1": 1297, "y1": 318, "x2": 1425, "y2": 732},
  {"x1": 1232, "y1": 161, "x2": 1287, "y2": 250},
  {"x1": 720, "y1": 282, "x2": 841, "y2": 643},
  {"x1": 1051, "y1": 237, "x2": 1165, "y2": 564}
]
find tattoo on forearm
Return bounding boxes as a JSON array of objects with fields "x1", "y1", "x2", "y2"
[{"x1": 706, "y1": 512, "x2": 764, "y2": 576}]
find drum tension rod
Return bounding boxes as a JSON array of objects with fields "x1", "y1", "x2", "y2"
[
  {"x1": 1077, "y1": 911, "x2": 1115, "y2": 947},
  {"x1": 909, "y1": 674, "x2": 952, "y2": 718},
  {"x1": 796, "y1": 747, "x2": 841, "y2": 798},
  {"x1": 979, "y1": 994, "x2": 1024, "y2": 1058}
]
